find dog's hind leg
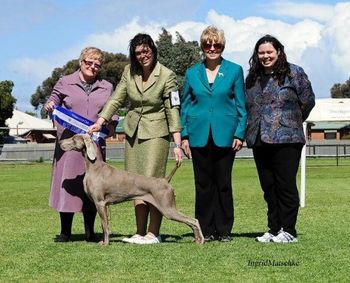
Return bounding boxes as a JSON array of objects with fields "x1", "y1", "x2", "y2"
[
  {"x1": 142, "y1": 193, "x2": 204, "y2": 244},
  {"x1": 95, "y1": 202, "x2": 110, "y2": 245},
  {"x1": 162, "y1": 208, "x2": 204, "y2": 244}
]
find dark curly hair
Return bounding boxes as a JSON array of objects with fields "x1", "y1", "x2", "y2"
[
  {"x1": 129, "y1": 33, "x2": 157, "y2": 75},
  {"x1": 245, "y1": 35, "x2": 290, "y2": 89}
]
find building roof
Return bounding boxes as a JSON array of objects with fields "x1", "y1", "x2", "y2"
[
  {"x1": 310, "y1": 121, "x2": 350, "y2": 130},
  {"x1": 5, "y1": 110, "x2": 55, "y2": 136}
]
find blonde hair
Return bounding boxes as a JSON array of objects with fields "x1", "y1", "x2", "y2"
[
  {"x1": 79, "y1": 47, "x2": 104, "y2": 63},
  {"x1": 200, "y1": 26, "x2": 226, "y2": 51}
]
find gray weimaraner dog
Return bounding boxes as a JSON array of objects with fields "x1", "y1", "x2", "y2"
[{"x1": 59, "y1": 134, "x2": 204, "y2": 245}]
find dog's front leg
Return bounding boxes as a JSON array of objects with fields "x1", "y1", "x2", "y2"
[{"x1": 96, "y1": 203, "x2": 110, "y2": 245}]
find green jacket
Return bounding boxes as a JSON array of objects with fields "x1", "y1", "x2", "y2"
[{"x1": 100, "y1": 62, "x2": 181, "y2": 139}]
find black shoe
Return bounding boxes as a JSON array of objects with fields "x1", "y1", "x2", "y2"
[
  {"x1": 54, "y1": 234, "x2": 70, "y2": 243},
  {"x1": 218, "y1": 235, "x2": 232, "y2": 242},
  {"x1": 204, "y1": 235, "x2": 216, "y2": 242}
]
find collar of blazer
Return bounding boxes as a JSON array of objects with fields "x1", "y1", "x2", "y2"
[
  {"x1": 134, "y1": 61, "x2": 161, "y2": 94},
  {"x1": 198, "y1": 57, "x2": 227, "y2": 92}
]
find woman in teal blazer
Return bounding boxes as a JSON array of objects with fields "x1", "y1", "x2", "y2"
[{"x1": 181, "y1": 26, "x2": 247, "y2": 242}]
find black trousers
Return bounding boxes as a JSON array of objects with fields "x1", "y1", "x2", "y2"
[
  {"x1": 191, "y1": 136, "x2": 235, "y2": 237},
  {"x1": 59, "y1": 193, "x2": 97, "y2": 237},
  {"x1": 253, "y1": 143, "x2": 303, "y2": 237}
]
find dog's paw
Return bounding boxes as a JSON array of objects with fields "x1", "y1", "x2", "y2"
[{"x1": 194, "y1": 237, "x2": 205, "y2": 244}]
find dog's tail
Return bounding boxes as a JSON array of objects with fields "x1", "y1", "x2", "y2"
[{"x1": 166, "y1": 162, "x2": 181, "y2": 183}]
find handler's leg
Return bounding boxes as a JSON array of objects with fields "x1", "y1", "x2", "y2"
[
  {"x1": 55, "y1": 212, "x2": 73, "y2": 242},
  {"x1": 213, "y1": 146, "x2": 235, "y2": 239},
  {"x1": 191, "y1": 143, "x2": 216, "y2": 238},
  {"x1": 273, "y1": 144, "x2": 302, "y2": 237},
  {"x1": 253, "y1": 146, "x2": 281, "y2": 235}
]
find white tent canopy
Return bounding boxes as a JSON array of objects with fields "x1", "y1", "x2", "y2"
[
  {"x1": 306, "y1": 98, "x2": 350, "y2": 122},
  {"x1": 5, "y1": 109, "x2": 54, "y2": 136},
  {"x1": 301, "y1": 98, "x2": 350, "y2": 207}
]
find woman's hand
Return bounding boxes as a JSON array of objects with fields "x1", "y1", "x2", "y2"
[
  {"x1": 232, "y1": 138, "x2": 243, "y2": 152},
  {"x1": 181, "y1": 139, "x2": 192, "y2": 159},
  {"x1": 44, "y1": 101, "x2": 56, "y2": 113},
  {"x1": 88, "y1": 117, "x2": 106, "y2": 135},
  {"x1": 87, "y1": 123, "x2": 101, "y2": 135},
  {"x1": 173, "y1": 147, "x2": 183, "y2": 166},
  {"x1": 172, "y1": 132, "x2": 184, "y2": 165}
]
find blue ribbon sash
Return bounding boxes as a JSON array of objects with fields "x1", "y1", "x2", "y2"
[{"x1": 52, "y1": 106, "x2": 109, "y2": 143}]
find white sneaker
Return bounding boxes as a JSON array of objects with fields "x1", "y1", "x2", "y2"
[
  {"x1": 256, "y1": 232, "x2": 274, "y2": 243},
  {"x1": 122, "y1": 234, "x2": 143, "y2": 243},
  {"x1": 133, "y1": 234, "x2": 162, "y2": 245},
  {"x1": 272, "y1": 231, "x2": 298, "y2": 243}
]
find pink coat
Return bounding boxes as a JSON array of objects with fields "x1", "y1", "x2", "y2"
[{"x1": 47, "y1": 71, "x2": 113, "y2": 212}]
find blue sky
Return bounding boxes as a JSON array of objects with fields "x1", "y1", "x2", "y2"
[{"x1": 1, "y1": 0, "x2": 349, "y2": 112}]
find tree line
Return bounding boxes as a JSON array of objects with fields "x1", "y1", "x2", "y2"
[
  {"x1": 0, "y1": 80, "x2": 16, "y2": 143},
  {"x1": 331, "y1": 79, "x2": 350, "y2": 98}
]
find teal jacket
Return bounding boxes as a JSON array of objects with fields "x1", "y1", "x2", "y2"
[{"x1": 180, "y1": 58, "x2": 247, "y2": 147}]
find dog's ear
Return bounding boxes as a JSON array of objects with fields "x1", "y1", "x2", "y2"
[{"x1": 82, "y1": 135, "x2": 97, "y2": 161}]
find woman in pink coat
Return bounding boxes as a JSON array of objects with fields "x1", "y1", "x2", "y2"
[{"x1": 45, "y1": 47, "x2": 115, "y2": 242}]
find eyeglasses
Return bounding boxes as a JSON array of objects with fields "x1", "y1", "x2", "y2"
[
  {"x1": 203, "y1": 43, "x2": 223, "y2": 51},
  {"x1": 135, "y1": 48, "x2": 152, "y2": 58},
  {"x1": 83, "y1": 59, "x2": 102, "y2": 70}
]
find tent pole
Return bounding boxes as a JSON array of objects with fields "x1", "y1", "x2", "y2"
[{"x1": 300, "y1": 122, "x2": 307, "y2": 208}]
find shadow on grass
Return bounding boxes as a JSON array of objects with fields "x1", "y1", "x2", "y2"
[
  {"x1": 53, "y1": 231, "x2": 287, "y2": 244},
  {"x1": 233, "y1": 232, "x2": 263, "y2": 238},
  {"x1": 52, "y1": 233, "x2": 105, "y2": 243},
  {"x1": 52, "y1": 233, "x2": 189, "y2": 244}
]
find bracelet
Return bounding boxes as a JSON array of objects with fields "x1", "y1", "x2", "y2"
[{"x1": 174, "y1": 143, "x2": 181, "y2": 149}]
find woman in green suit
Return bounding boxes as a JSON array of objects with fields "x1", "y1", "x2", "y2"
[
  {"x1": 89, "y1": 34, "x2": 182, "y2": 244},
  {"x1": 181, "y1": 26, "x2": 247, "y2": 242}
]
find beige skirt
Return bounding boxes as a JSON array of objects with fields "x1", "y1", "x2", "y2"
[{"x1": 125, "y1": 135, "x2": 170, "y2": 178}]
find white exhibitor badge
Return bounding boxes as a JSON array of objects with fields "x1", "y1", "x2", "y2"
[{"x1": 170, "y1": 91, "x2": 180, "y2": 107}]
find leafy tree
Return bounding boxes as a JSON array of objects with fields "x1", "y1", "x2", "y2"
[
  {"x1": 31, "y1": 52, "x2": 128, "y2": 117},
  {"x1": 157, "y1": 28, "x2": 201, "y2": 92},
  {"x1": 0, "y1": 80, "x2": 17, "y2": 143},
  {"x1": 157, "y1": 29, "x2": 174, "y2": 66},
  {"x1": 331, "y1": 79, "x2": 350, "y2": 98}
]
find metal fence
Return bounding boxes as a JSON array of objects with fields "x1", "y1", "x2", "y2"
[
  {"x1": 305, "y1": 142, "x2": 350, "y2": 166},
  {"x1": 1, "y1": 141, "x2": 350, "y2": 165}
]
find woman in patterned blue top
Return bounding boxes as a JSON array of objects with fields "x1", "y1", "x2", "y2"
[{"x1": 245, "y1": 35, "x2": 315, "y2": 243}]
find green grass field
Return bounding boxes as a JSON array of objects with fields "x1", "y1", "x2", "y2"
[{"x1": 0, "y1": 159, "x2": 349, "y2": 283}]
